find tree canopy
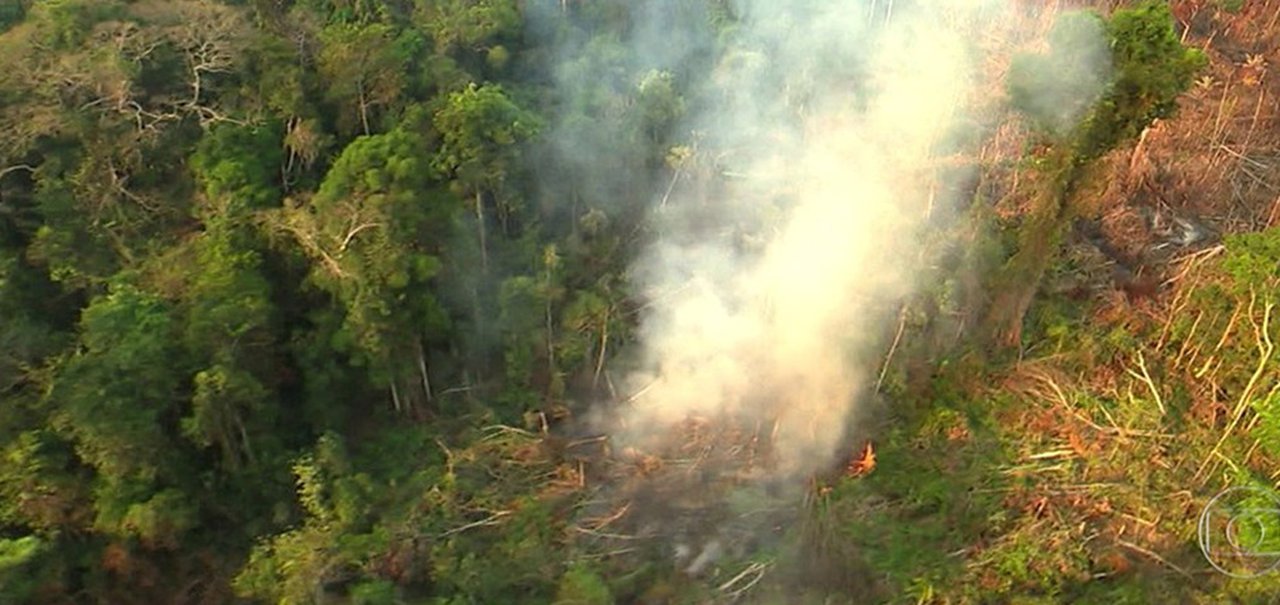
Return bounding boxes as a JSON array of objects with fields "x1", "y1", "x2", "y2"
[{"x1": 0, "y1": 1, "x2": 1263, "y2": 604}]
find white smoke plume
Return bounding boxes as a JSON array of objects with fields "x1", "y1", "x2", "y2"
[{"x1": 609, "y1": 0, "x2": 1008, "y2": 481}]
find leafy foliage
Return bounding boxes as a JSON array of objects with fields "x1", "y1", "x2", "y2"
[
  {"x1": 0, "y1": 1, "x2": 1245, "y2": 604},
  {"x1": 47, "y1": 285, "x2": 184, "y2": 482},
  {"x1": 1010, "y1": 1, "x2": 1207, "y2": 163},
  {"x1": 990, "y1": 2, "x2": 1206, "y2": 346}
]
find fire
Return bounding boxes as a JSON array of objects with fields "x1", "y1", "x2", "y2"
[{"x1": 846, "y1": 441, "x2": 876, "y2": 478}]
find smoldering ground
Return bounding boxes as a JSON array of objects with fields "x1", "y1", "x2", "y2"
[{"x1": 534, "y1": 0, "x2": 1113, "y2": 589}]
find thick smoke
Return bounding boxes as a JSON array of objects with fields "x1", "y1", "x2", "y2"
[
  {"x1": 538, "y1": 0, "x2": 1113, "y2": 530},
  {"x1": 611, "y1": 0, "x2": 1002, "y2": 480},
  {"x1": 1007, "y1": 10, "x2": 1113, "y2": 137}
]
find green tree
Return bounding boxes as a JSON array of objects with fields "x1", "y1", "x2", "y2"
[
  {"x1": 988, "y1": 1, "x2": 1205, "y2": 346},
  {"x1": 274, "y1": 123, "x2": 455, "y2": 413},
  {"x1": 191, "y1": 121, "x2": 285, "y2": 212},
  {"x1": 185, "y1": 120, "x2": 291, "y2": 473},
  {"x1": 416, "y1": 0, "x2": 520, "y2": 58},
  {"x1": 634, "y1": 69, "x2": 686, "y2": 157},
  {"x1": 1073, "y1": 3, "x2": 1208, "y2": 162},
  {"x1": 0, "y1": 430, "x2": 89, "y2": 533},
  {"x1": 45, "y1": 284, "x2": 185, "y2": 482},
  {"x1": 318, "y1": 22, "x2": 408, "y2": 136},
  {"x1": 234, "y1": 432, "x2": 402, "y2": 604},
  {"x1": 432, "y1": 83, "x2": 540, "y2": 270},
  {"x1": 41, "y1": 284, "x2": 201, "y2": 549},
  {"x1": 181, "y1": 226, "x2": 279, "y2": 471},
  {"x1": 0, "y1": 536, "x2": 47, "y2": 603}
]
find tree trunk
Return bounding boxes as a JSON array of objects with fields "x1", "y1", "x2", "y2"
[
  {"x1": 236, "y1": 413, "x2": 256, "y2": 466},
  {"x1": 984, "y1": 160, "x2": 1082, "y2": 348},
  {"x1": 475, "y1": 191, "x2": 489, "y2": 271},
  {"x1": 593, "y1": 314, "x2": 608, "y2": 390},
  {"x1": 545, "y1": 269, "x2": 555, "y2": 394},
  {"x1": 417, "y1": 340, "x2": 433, "y2": 404},
  {"x1": 357, "y1": 80, "x2": 371, "y2": 136}
]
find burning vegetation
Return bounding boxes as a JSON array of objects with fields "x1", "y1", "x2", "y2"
[{"x1": 1, "y1": 0, "x2": 1279, "y2": 604}]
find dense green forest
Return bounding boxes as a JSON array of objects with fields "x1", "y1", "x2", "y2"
[{"x1": 1, "y1": 0, "x2": 1278, "y2": 603}]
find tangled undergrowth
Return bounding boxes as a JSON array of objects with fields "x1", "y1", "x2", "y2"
[{"x1": 813, "y1": 227, "x2": 1280, "y2": 604}]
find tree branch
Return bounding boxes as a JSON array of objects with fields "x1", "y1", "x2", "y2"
[{"x1": 0, "y1": 164, "x2": 36, "y2": 179}]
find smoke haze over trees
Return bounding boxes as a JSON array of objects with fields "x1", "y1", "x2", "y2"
[{"x1": 1, "y1": 0, "x2": 1278, "y2": 603}]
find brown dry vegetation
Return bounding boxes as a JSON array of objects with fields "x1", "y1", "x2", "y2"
[
  {"x1": 249, "y1": 2, "x2": 1279, "y2": 601},
  {"x1": 861, "y1": 2, "x2": 1280, "y2": 600},
  {"x1": 386, "y1": 3, "x2": 1280, "y2": 602},
  {"x1": 1102, "y1": 0, "x2": 1280, "y2": 259}
]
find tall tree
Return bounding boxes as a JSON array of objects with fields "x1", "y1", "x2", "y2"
[
  {"x1": 986, "y1": 1, "x2": 1205, "y2": 346},
  {"x1": 432, "y1": 83, "x2": 540, "y2": 270},
  {"x1": 273, "y1": 122, "x2": 456, "y2": 413},
  {"x1": 317, "y1": 22, "x2": 407, "y2": 136},
  {"x1": 45, "y1": 284, "x2": 184, "y2": 482},
  {"x1": 40, "y1": 284, "x2": 200, "y2": 550}
]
